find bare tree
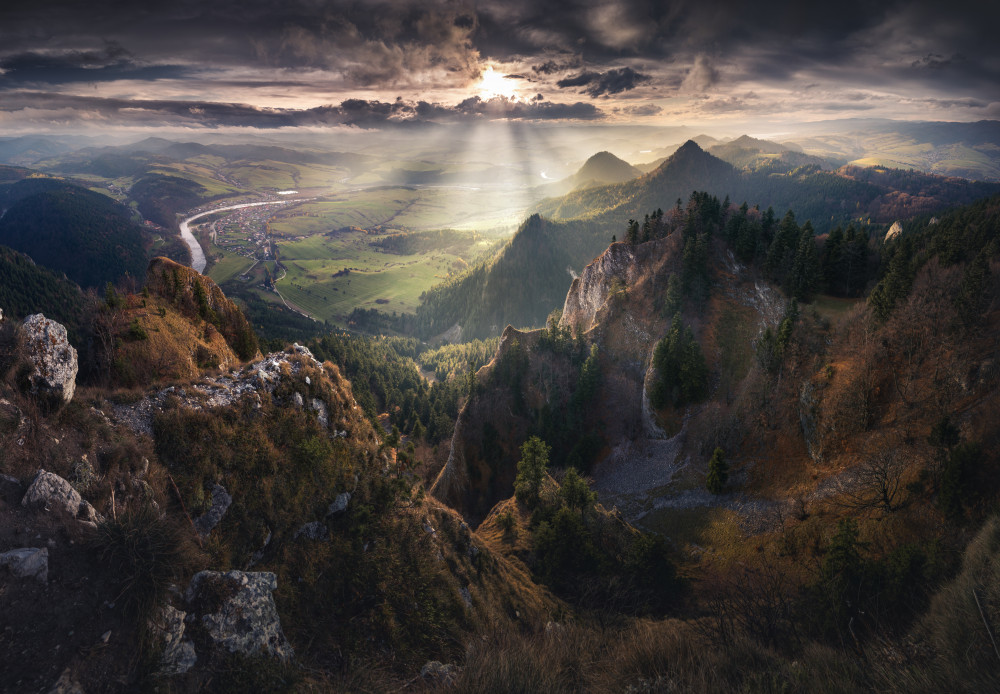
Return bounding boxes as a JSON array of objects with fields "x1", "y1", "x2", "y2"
[{"x1": 838, "y1": 447, "x2": 906, "y2": 514}]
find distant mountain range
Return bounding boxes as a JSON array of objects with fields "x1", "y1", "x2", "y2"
[
  {"x1": 539, "y1": 140, "x2": 1000, "y2": 232},
  {"x1": 412, "y1": 141, "x2": 1000, "y2": 339},
  {"x1": 706, "y1": 135, "x2": 834, "y2": 172}
]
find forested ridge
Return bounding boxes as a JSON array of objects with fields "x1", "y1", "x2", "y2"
[
  {"x1": 0, "y1": 179, "x2": 150, "y2": 289},
  {"x1": 349, "y1": 141, "x2": 997, "y2": 343}
]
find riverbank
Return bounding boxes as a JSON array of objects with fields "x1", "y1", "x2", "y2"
[{"x1": 179, "y1": 200, "x2": 297, "y2": 273}]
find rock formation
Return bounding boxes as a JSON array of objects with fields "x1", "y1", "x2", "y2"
[
  {"x1": 22, "y1": 469, "x2": 100, "y2": 525},
  {"x1": 0, "y1": 547, "x2": 48, "y2": 582},
  {"x1": 21, "y1": 314, "x2": 77, "y2": 405},
  {"x1": 185, "y1": 570, "x2": 293, "y2": 661},
  {"x1": 193, "y1": 483, "x2": 232, "y2": 538}
]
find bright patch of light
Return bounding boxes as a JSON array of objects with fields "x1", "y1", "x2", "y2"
[
  {"x1": 540, "y1": 171, "x2": 552, "y2": 180},
  {"x1": 478, "y1": 66, "x2": 519, "y2": 100}
]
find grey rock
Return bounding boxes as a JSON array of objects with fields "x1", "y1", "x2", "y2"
[
  {"x1": 420, "y1": 661, "x2": 461, "y2": 686},
  {"x1": 559, "y1": 242, "x2": 638, "y2": 333},
  {"x1": 885, "y1": 220, "x2": 903, "y2": 241},
  {"x1": 185, "y1": 570, "x2": 293, "y2": 661},
  {"x1": 112, "y1": 345, "x2": 327, "y2": 436},
  {"x1": 22, "y1": 469, "x2": 101, "y2": 523},
  {"x1": 327, "y1": 492, "x2": 351, "y2": 515},
  {"x1": 193, "y1": 484, "x2": 232, "y2": 537},
  {"x1": 294, "y1": 521, "x2": 329, "y2": 542},
  {"x1": 459, "y1": 586, "x2": 472, "y2": 609},
  {"x1": 0, "y1": 546, "x2": 48, "y2": 582},
  {"x1": 22, "y1": 314, "x2": 78, "y2": 405},
  {"x1": 149, "y1": 605, "x2": 197, "y2": 675},
  {"x1": 310, "y1": 398, "x2": 328, "y2": 427},
  {"x1": 292, "y1": 392, "x2": 304, "y2": 408},
  {"x1": 47, "y1": 668, "x2": 85, "y2": 694}
]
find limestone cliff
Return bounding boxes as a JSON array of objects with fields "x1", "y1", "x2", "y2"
[{"x1": 434, "y1": 228, "x2": 785, "y2": 524}]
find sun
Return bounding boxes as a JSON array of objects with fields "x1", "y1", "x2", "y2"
[{"x1": 478, "y1": 65, "x2": 519, "y2": 100}]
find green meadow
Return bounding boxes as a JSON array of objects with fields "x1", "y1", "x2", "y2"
[{"x1": 272, "y1": 228, "x2": 487, "y2": 324}]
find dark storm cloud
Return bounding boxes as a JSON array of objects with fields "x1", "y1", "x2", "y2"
[
  {"x1": 455, "y1": 95, "x2": 601, "y2": 119},
  {"x1": 531, "y1": 56, "x2": 583, "y2": 75},
  {"x1": 0, "y1": 0, "x2": 998, "y2": 126},
  {"x1": 0, "y1": 92, "x2": 603, "y2": 127},
  {"x1": 0, "y1": 47, "x2": 190, "y2": 85},
  {"x1": 556, "y1": 67, "x2": 650, "y2": 97}
]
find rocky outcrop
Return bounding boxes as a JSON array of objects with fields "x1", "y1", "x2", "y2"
[
  {"x1": 327, "y1": 491, "x2": 351, "y2": 515},
  {"x1": 0, "y1": 547, "x2": 48, "y2": 582},
  {"x1": 420, "y1": 661, "x2": 461, "y2": 687},
  {"x1": 885, "y1": 220, "x2": 903, "y2": 241},
  {"x1": 21, "y1": 314, "x2": 78, "y2": 405},
  {"x1": 22, "y1": 469, "x2": 100, "y2": 525},
  {"x1": 47, "y1": 668, "x2": 85, "y2": 694},
  {"x1": 112, "y1": 343, "x2": 367, "y2": 441},
  {"x1": 430, "y1": 326, "x2": 540, "y2": 521},
  {"x1": 560, "y1": 242, "x2": 639, "y2": 334},
  {"x1": 150, "y1": 605, "x2": 197, "y2": 675},
  {"x1": 294, "y1": 521, "x2": 329, "y2": 541},
  {"x1": 193, "y1": 484, "x2": 232, "y2": 537},
  {"x1": 185, "y1": 570, "x2": 293, "y2": 661}
]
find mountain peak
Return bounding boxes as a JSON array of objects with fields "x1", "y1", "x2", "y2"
[
  {"x1": 570, "y1": 151, "x2": 641, "y2": 187},
  {"x1": 675, "y1": 139, "x2": 705, "y2": 154}
]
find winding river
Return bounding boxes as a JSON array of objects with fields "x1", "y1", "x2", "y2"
[{"x1": 179, "y1": 200, "x2": 295, "y2": 274}]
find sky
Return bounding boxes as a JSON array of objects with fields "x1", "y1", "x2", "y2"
[{"x1": 1, "y1": 0, "x2": 998, "y2": 133}]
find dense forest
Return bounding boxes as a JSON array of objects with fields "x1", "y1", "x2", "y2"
[
  {"x1": 129, "y1": 173, "x2": 209, "y2": 230},
  {"x1": 0, "y1": 180, "x2": 150, "y2": 289},
  {"x1": 0, "y1": 245, "x2": 88, "y2": 343}
]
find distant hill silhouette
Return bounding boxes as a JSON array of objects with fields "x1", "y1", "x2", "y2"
[{"x1": 708, "y1": 135, "x2": 834, "y2": 171}]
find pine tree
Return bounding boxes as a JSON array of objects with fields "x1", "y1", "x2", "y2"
[
  {"x1": 626, "y1": 219, "x2": 640, "y2": 245},
  {"x1": 765, "y1": 210, "x2": 799, "y2": 282},
  {"x1": 787, "y1": 224, "x2": 820, "y2": 302},
  {"x1": 651, "y1": 314, "x2": 708, "y2": 408},
  {"x1": 663, "y1": 273, "x2": 682, "y2": 317},
  {"x1": 514, "y1": 436, "x2": 550, "y2": 508},
  {"x1": 561, "y1": 467, "x2": 596, "y2": 514},
  {"x1": 411, "y1": 417, "x2": 426, "y2": 441},
  {"x1": 706, "y1": 447, "x2": 728, "y2": 494}
]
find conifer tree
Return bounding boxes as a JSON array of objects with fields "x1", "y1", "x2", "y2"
[
  {"x1": 706, "y1": 447, "x2": 728, "y2": 494},
  {"x1": 561, "y1": 467, "x2": 596, "y2": 514},
  {"x1": 514, "y1": 436, "x2": 550, "y2": 508}
]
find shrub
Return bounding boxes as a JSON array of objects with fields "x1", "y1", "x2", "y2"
[
  {"x1": 497, "y1": 510, "x2": 517, "y2": 538},
  {"x1": 91, "y1": 504, "x2": 203, "y2": 622},
  {"x1": 127, "y1": 318, "x2": 148, "y2": 341}
]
